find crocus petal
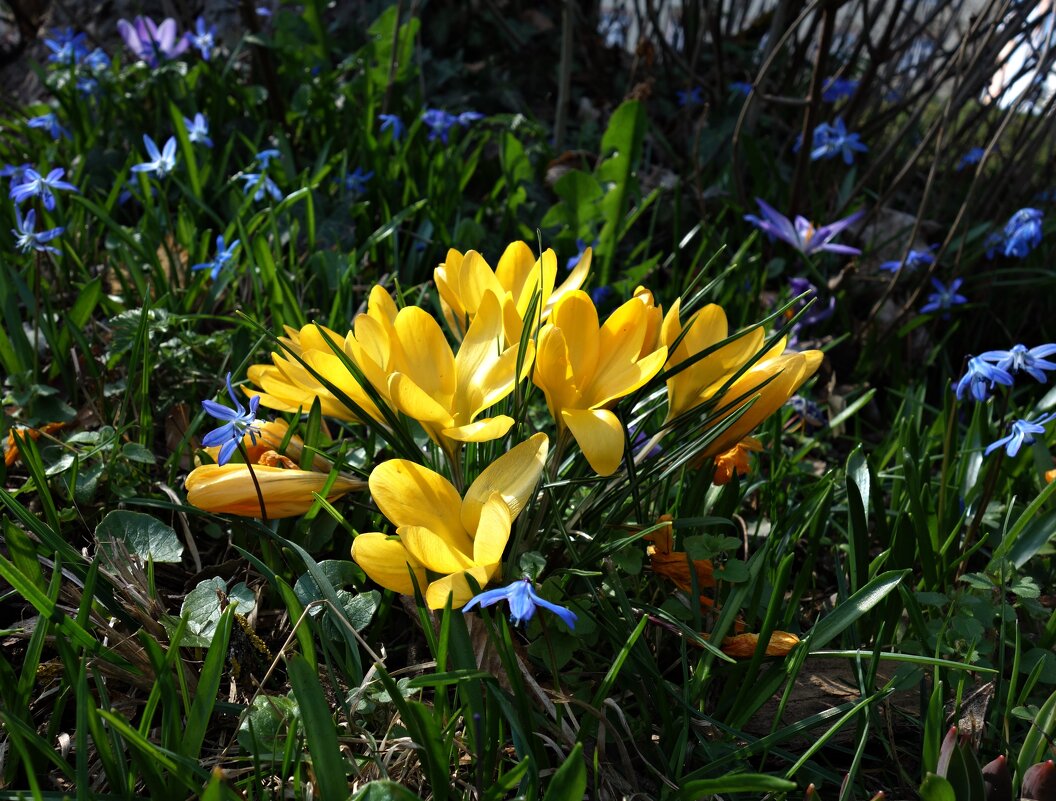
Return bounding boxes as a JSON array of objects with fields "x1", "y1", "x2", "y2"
[
  {"x1": 461, "y1": 432, "x2": 549, "y2": 534},
  {"x1": 399, "y1": 525, "x2": 475, "y2": 573},
  {"x1": 548, "y1": 247, "x2": 592, "y2": 314},
  {"x1": 368, "y1": 460, "x2": 472, "y2": 553},
  {"x1": 425, "y1": 566, "x2": 493, "y2": 610},
  {"x1": 549, "y1": 291, "x2": 600, "y2": 387},
  {"x1": 562, "y1": 407, "x2": 626, "y2": 476},
  {"x1": 387, "y1": 372, "x2": 452, "y2": 426},
  {"x1": 185, "y1": 464, "x2": 363, "y2": 518},
  {"x1": 442, "y1": 416, "x2": 515, "y2": 442},
  {"x1": 351, "y1": 533, "x2": 428, "y2": 596},
  {"x1": 393, "y1": 307, "x2": 456, "y2": 403},
  {"x1": 472, "y1": 492, "x2": 513, "y2": 566}
]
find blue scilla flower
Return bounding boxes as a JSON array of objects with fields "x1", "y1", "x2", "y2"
[
  {"x1": 12, "y1": 208, "x2": 64, "y2": 255},
  {"x1": 344, "y1": 167, "x2": 373, "y2": 195},
  {"x1": 463, "y1": 578, "x2": 577, "y2": 630},
  {"x1": 730, "y1": 81, "x2": 753, "y2": 96},
  {"x1": 43, "y1": 27, "x2": 88, "y2": 65},
  {"x1": 184, "y1": 113, "x2": 213, "y2": 148},
  {"x1": 821, "y1": 77, "x2": 858, "y2": 102},
  {"x1": 254, "y1": 148, "x2": 280, "y2": 168},
  {"x1": 9, "y1": 167, "x2": 78, "y2": 211},
  {"x1": 83, "y1": 48, "x2": 110, "y2": 73},
  {"x1": 187, "y1": 17, "x2": 217, "y2": 60},
  {"x1": 1002, "y1": 208, "x2": 1042, "y2": 258},
  {"x1": 201, "y1": 373, "x2": 261, "y2": 465},
  {"x1": 378, "y1": 113, "x2": 405, "y2": 141},
  {"x1": 27, "y1": 112, "x2": 70, "y2": 141},
  {"x1": 242, "y1": 173, "x2": 283, "y2": 202},
  {"x1": 878, "y1": 246, "x2": 935, "y2": 273},
  {"x1": 422, "y1": 108, "x2": 458, "y2": 143},
  {"x1": 566, "y1": 238, "x2": 597, "y2": 271},
  {"x1": 192, "y1": 235, "x2": 240, "y2": 280},
  {"x1": 920, "y1": 277, "x2": 966, "y2": 317},
  {"x1": 985, "y1": 413, "x2": 1056, "y2": 458},
  {"x1": 955, "y1": 356, "x2": 1014, "y2": 402},
  {"x1": 808, "y1": 118, "x2": 867, "y2": 165},
  {"x1": 457, "y1": 111, "x2": 484, "y2": 127},
  {"x1": 978, "y1": 344, "x2": 1056, "y2": 384},
  {"x1": 131, "y1": 135, "x2": 177, "y2": 178},
  {"x1": 956, "y1": 147, "x2": 985, "y2": 171},
  {"x1": 677, "y1": 86, "x2": 704, "y2": 107}
]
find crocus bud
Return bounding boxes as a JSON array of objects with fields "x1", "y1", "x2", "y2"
[
  {"x1": 981, "y1": 754, "x2": 1010, "y2": 801},
  {"x1": 1022, "y1": 760, "x2": 1056, "y2": 801},
  {"x1": 936, "y1": 726, "x2": 960, "y2": 778}
]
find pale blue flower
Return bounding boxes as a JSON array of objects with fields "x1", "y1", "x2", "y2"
[
  {"x1": 187, "y1": 17, "x2": 217, "y2": 60},
  {"x1": 920, "y1": 277, "x2": 966, "y2": 316},
  {"x1": 131, "y1": 135, "x2": 177, "y2": 178},
  {"x1": 9, "y1": 167, "x2": 78, "y2": 210},
  {"x1": 878, "y1": 246, "x2": 936, "y2": 273},
  {"x1": 978, "y1": 344, "x2": 1056, "y2": 384},
  {"x1": 201, "y1": 373, "x2": 260, "y2": 465},
  {"x1": 192, "y1": 235, "x2": 240, "y2": 280},
  {"x1": 27, "y1": 112, "x2": 70, "y2": 141},
  {"x1": 985, "y1": 413, "x2": 1056, "y2": 457},
  {"x1": 745, "y1": 198, "x2": 862, "y2": 256},
  {"x1": 463, "y1": 578, "x2": 577, "y2": 631},
  {"x1": 806, "y1": 118, "x2": 867, "y2": 164},
  {"x1": 12, "y1": 208, "x2": 63, "y2": 255},
  {"x1": 422, "y1": 109, "x2": 458, "y2": 143},
  {"x1": 954, "y1": 356, "x2": 1014, "y2": 402},
  {"x1": 184, "y1": 113, "x2": 213, "y2": 148},
  {"x1": 344, "y1": 167, "x2": 373, "y2": 195},
  {"x1": 379, "y1": 113, "x2": 405, "y2": 141},
  {"x1": 1002, "y1": 208, "x2": 1042, "y2": 258},
  {"x1": 117, "y1": 16, "x2": 188, "y2": 67},
  {"x1": 255, "y1": 148, "x2": 280, "y2": 168},
  {"x1": 242, "y1": 173, "x2": 282, "y2": 202}
]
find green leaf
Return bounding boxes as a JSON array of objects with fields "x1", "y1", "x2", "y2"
[
  {"x1": 351, "y1": 780, "x2": 425, "y2": 801},
  {"x1": 678, "y1": 773, "x2": 797, "y2": 798},
  {"x1": 293, "y1": 559, "x2": 366, "y2": 607},
  {"x1": 805, "y1": 570, "x2": 908, "y2": 652},
  {"x1": 122, "y1": 441, "x2": 157, "y2": 464},
  {"x1": 542, "y1": 743, "x2": 585, "y2": 801},
  {"x1": 182, "y1": 606, "x2": 235, "y2": 760},
  {"x1": 919, "y1": 773, "x2": 957, "y2": 801},
  {"x1": 287, "y1": 653, "x2": 349, "y2": 799},
  {"x1": 237, "y1": 695, "x2": 300, "y2": 756},
  {"x1": 180, "y1": 578, "x2": 256, "y2": 645}
]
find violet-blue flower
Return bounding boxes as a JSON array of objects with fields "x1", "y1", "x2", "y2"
[
  {"x1": 821, "y1": 77, "x2": 858, "y2": 102},
  {"x1": 192, "y1": 235, "x2": 240, "y2": 280},
  {"x1": 956, "y1": 147, "x2": 986, "y2": 171},
  {"x1": 954, "y1": 356, "x2": 1014, "y2": 402},
  {"x1": 677, "y1": 86, "x2": 704, "y2": 107},
  {"x1": 184, "y1": 113, "x2": 213, "y2": 148},
  {"x1": 744, "y1": 198, "x2": 862, "y2": 256},
  {"x1": 565, "y1": 238, "x2": 596, "y2": 271},
  {"x1": 242, "y1": 173, "x2": 282, "y2": 202},
  {"x1": 254, "y1": 148, "x2": 281, "y2": 168},
  {"x1": 11, "y1": 208, "x2": 64, "y2": 255},
  {"x1": 117, "y1": 16, "x2": 188, "y2": 67},
  {"x1": 463, "y1": 578, "x2": 577, "y2": 631},
  {"x1": 344, "y1": 167, "x2": 373, "y2": 195},
  {"x1": 787, "y1": 276, "x2": 835, "y2": 343},
  {"x1": 457, "y1": 111, "x2": 484, "y2": 127},
  {"x1": 43, "y1": 28, "x2": 87, "y2": 65},
  {"x1": 201, "y1": 373, "x2": 260, "y2": 465},
  {"x1": 379, "y1": 113, "x2": 405, "y2": 141},
  {"x1": 808, "y1": 118, "x2": 867, "y2": 165},
  {"x1": 978, "y1": 344, "x2": 1056, "y2": 384},
  {"x1": 187, "y1": 17, "x2": 217, "y2": 60},
  {"x1": 878, "y1": 246, "x2": 936, "y2": 273},
  {"x1": 10, "y1": 167, "x2": 78, "y2": 211},
  {"x1": 27, "y1": 112, "x2": 70, "y2": 141},
  {"x1": 131, "y1": 135, "x2": 177, "y2": 178},
  {"x1": 730, "y1": 81, "x2": 753, "y2": 96},
  {"x1": 920, "y1": 277, "x2": 966, "y2": 317},
  {"x1": 422, "y1": 108, "x2": 458, "y2": 143},
  {"x1": 984, "y1": 413, "x2": 1056, "y2": 458},
  {"x1": 1002, "y1": 208, "x2": 1042, "y2": 258}
]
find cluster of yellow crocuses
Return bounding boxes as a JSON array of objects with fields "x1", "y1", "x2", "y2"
[{"x1": 184, "y1": 241, "x2": 821, "y2": 609}]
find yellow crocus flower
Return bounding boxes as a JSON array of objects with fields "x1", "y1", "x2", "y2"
[
  {"x1": 661, "y1": 299, "x2": 773, "y2": 423},
  {"x1": 351, "y1": 433, "x2": 548, "y2": 609},
  {"x1": 533, "y1": 290, "x2": 668, "y2": 476},
  {"x1": 435, "y1": 241, "x2": 591, "y2": 342},
  {"x1": 186, "y1": 420, "x2": 365, "y2": 518},
  {"x1": 385, "y1": 289, "x2": 533, "y2": 456}
]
